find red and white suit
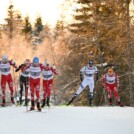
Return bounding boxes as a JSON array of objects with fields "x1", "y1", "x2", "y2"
[
  {"x1": 24, "y1": 63, "x2": 44, "y2": 102},
  {"x1": 0, "y1": 60, "x2": 17, "y2": 100},
  {"x1": 102, "y1": 73, "x2": 120, "y2": 101},
  {"x1": 42, "y1": 66, "x2": 58, "y2": 100}
]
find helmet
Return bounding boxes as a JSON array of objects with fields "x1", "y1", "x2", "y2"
[
  {"x1": 24, "y1": 59, "x2": 30, "y2": 64},
  {"x1": 33, "y1": 57, "x2": 39, "y2": 63},
  {"x1": 88, "y1": 60, "x2": 94, "y2": 67},
  {"x1": 108, "y1": 68, "x2": 114, "y2": 75},
  {"x1": 2, "y1": 54, "x2": 8, "y2": 61}
]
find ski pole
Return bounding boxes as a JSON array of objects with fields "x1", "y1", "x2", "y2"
[
  {"x1": 13, "y1": 68, "x2": 18, "y2": 105},
  {"x1": 99, "y1": 88, "x2": 105, "y2": 106},
  {"x1": 26, "y1": 76, "x2": 29, "y2": 112},
  {"x1": 53, "y1": 78, "x2": 56, "y2": 103},
  {"x1": 49, "y1": 42, "x2": 57, "y2": 104}
]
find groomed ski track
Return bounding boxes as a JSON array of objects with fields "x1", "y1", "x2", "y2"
[{"x1": 0, "y1": 106, "x2": 134, "y2": 134}]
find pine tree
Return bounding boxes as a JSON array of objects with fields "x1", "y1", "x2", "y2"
[
  {"x1": 31, "y1": 16, "x2": 44, "y2": 45},
  {"x1": 4, "y1": 4, "x2": 15, "y2": 38},
  {"x1": 63, "y1": 0, "x2": 134, "y2": 106},
  {"x1": 22, "y1": 16, "x2": 32, "y2": 41},
  {"x1": 34, "y1": 16, "x2": 43, "y2": 35},
  {"x1": 2, "y1": 3, "x2": 23, "y2": 39}
]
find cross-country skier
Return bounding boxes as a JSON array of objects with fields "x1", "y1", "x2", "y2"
[
  {"x1": 67, "y1": 60, "x2": 98, "y2": 106},
  {"x1": 23, "y1": 57, "x2": 45, "y2": 111},
  {"x1": 15, "y1": 59, "x2": 30, "y2": 106},
  {"x1": 0, "y1": 54, "x2": 17, "y2": 106},
  {"x1": 41, "y1": 60, "x2": 58, "y2": 107},
  {"x1": 102, "y1": 67, "x2": 123, "y2": 107}
]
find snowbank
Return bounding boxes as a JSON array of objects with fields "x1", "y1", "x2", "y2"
[{"x1": 0, "y1": 106, "x2": 134, "y2": 134}]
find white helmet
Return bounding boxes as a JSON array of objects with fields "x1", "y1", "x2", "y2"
[
  {"x1": 24, "y1": 59, "x2": 30, "y2": 65},
  {"x1": 53, "y1": 65, "x2": 56, "y2": 69},
  {"x1": 44, "y1": 59, "x2": 49, "y2": 66},
  {"x1": 2, "y1": 54, "x2": 8, "y2": 61}
]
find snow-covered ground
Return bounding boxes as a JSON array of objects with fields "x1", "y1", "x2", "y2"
[{"x1": 0, "y1": 106, "x2": 134, "y2": 134}]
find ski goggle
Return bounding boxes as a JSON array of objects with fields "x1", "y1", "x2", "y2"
[
  {"x1": 2, "y1": 59, "x2": 8, "y2": 62},
  {"x1": 108, "y1": 69, "x2": 113, "y2": 74},
  {"x1": 33, "y1": 62, "x2": 38, "y2": 64},
  {"x1": 89, "y1": 62, "x2": 93, "y2": 65}
]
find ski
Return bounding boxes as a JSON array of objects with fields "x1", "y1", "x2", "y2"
[
  {"x1": 26, "y1": 108, "x2": 47, "y2": 113},
  {"x1": 27, "y1": 110, "x2": 46, "y2": 113},
  {"x1": 27, "y1": 109, "x2": 36, "y2": 112}
]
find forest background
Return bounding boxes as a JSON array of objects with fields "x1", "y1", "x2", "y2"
[{"x1": 0, "y1": 0, "x2": 134, "y2": 106}]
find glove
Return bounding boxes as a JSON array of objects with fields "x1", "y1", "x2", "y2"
[
  {"x1": 53, "y1": 65, "x2": 56, "y2": 69},
  {"x1": 15, "y1": 64, "x2": 24, "y2": 72},
  {"x1": 79, "y1": 81, "x2": 82, "y2": 85},
  {"x1": 80, "y1": 72, "x2": 83, "y2": 82},
  {"x1": 117, "y1": 84, "x2": 119, "y2": 88},
  {"x1": 96, "y1": 75, "x2": 98, "y2": 81},
  {"x1": 102, "y1": 83, "x2": 105, "y2": 87},
  {"x1": 15, "y1": 68, "x2": 20, "y2": 72},
  {"x1": 11, "y1": 59, "x2": 15, "y2": 65},
  {"x1": 96, "y1": 73, "x2": 99, "y2": 81}
]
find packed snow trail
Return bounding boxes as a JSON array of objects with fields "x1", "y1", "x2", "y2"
[{"x1": 0, "y1": 106, "x2": 134, "y2": 134}]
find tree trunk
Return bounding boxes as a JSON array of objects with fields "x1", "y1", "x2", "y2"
[{"x1": 126, "y1": 0, "x2": 134, "y2": 106}]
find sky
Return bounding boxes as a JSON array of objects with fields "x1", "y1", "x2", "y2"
[
  {"x1": 0, "y1": 1, "x2": 134, "y2": 27},
  {"x1": 0, "y1": 106, "x2": 134, "y2": 134},
  {"x1": 0, "y1": 0, "x2": 66, "y2": 26}
]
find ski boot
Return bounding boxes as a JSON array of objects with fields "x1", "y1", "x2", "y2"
[
  {"x1": 41, "y1": 99, "x2": 46, "y2": 108},
  {"x1": 89, "y1": 97, "x2": 93, "y2": 106},
  {"x1": 30, "y1": 101, "x2": 35, "y2": 111},
  {"x1": 89, "y1": 93, "x2": 93, "y2": 106},
  {"x1": 46, "y1": 97, "x2": 50, "y2": 107},
  {"x1": 1, "y1": 99, "x2": 6, "y2": 107},
  {"x1": 24, "y1": 97, "x2": 28, "y2": 106},
  {"x1": 66, "y1": 95, "x2": 77, "y2": 106},
  {"x1": 37, "y1": 102, "x2": 41, "y2": 111},
  {"x1": 18, "y1": 97, "x2": 22, "y2": 106},
  {"x1": 118, "y1": 101, "x2": 124, "y2": 107},
  {"x1": 108, "y1": 98, "x2": 113, "y2": 106},
  {"x1": 11, "y1": 97, "x2": 15, "y2": 104}
]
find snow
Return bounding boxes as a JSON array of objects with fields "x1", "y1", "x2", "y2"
[{"x1": 0, "y1": 106, "x2": 134, "y2": 134}]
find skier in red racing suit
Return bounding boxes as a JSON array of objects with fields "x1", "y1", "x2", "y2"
[
  {"x1": 0, "y1": 54, "x2": 17, "y2": 107},
  {"x1": 41, "y1": 60, "x2": 58, "y2": 107},
  {"x1": 102, "y1": 68, "x2": 123, "y2": 107},
  {"x1": 23, "y1": 57, "x2": 45, "y2": 111}
]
